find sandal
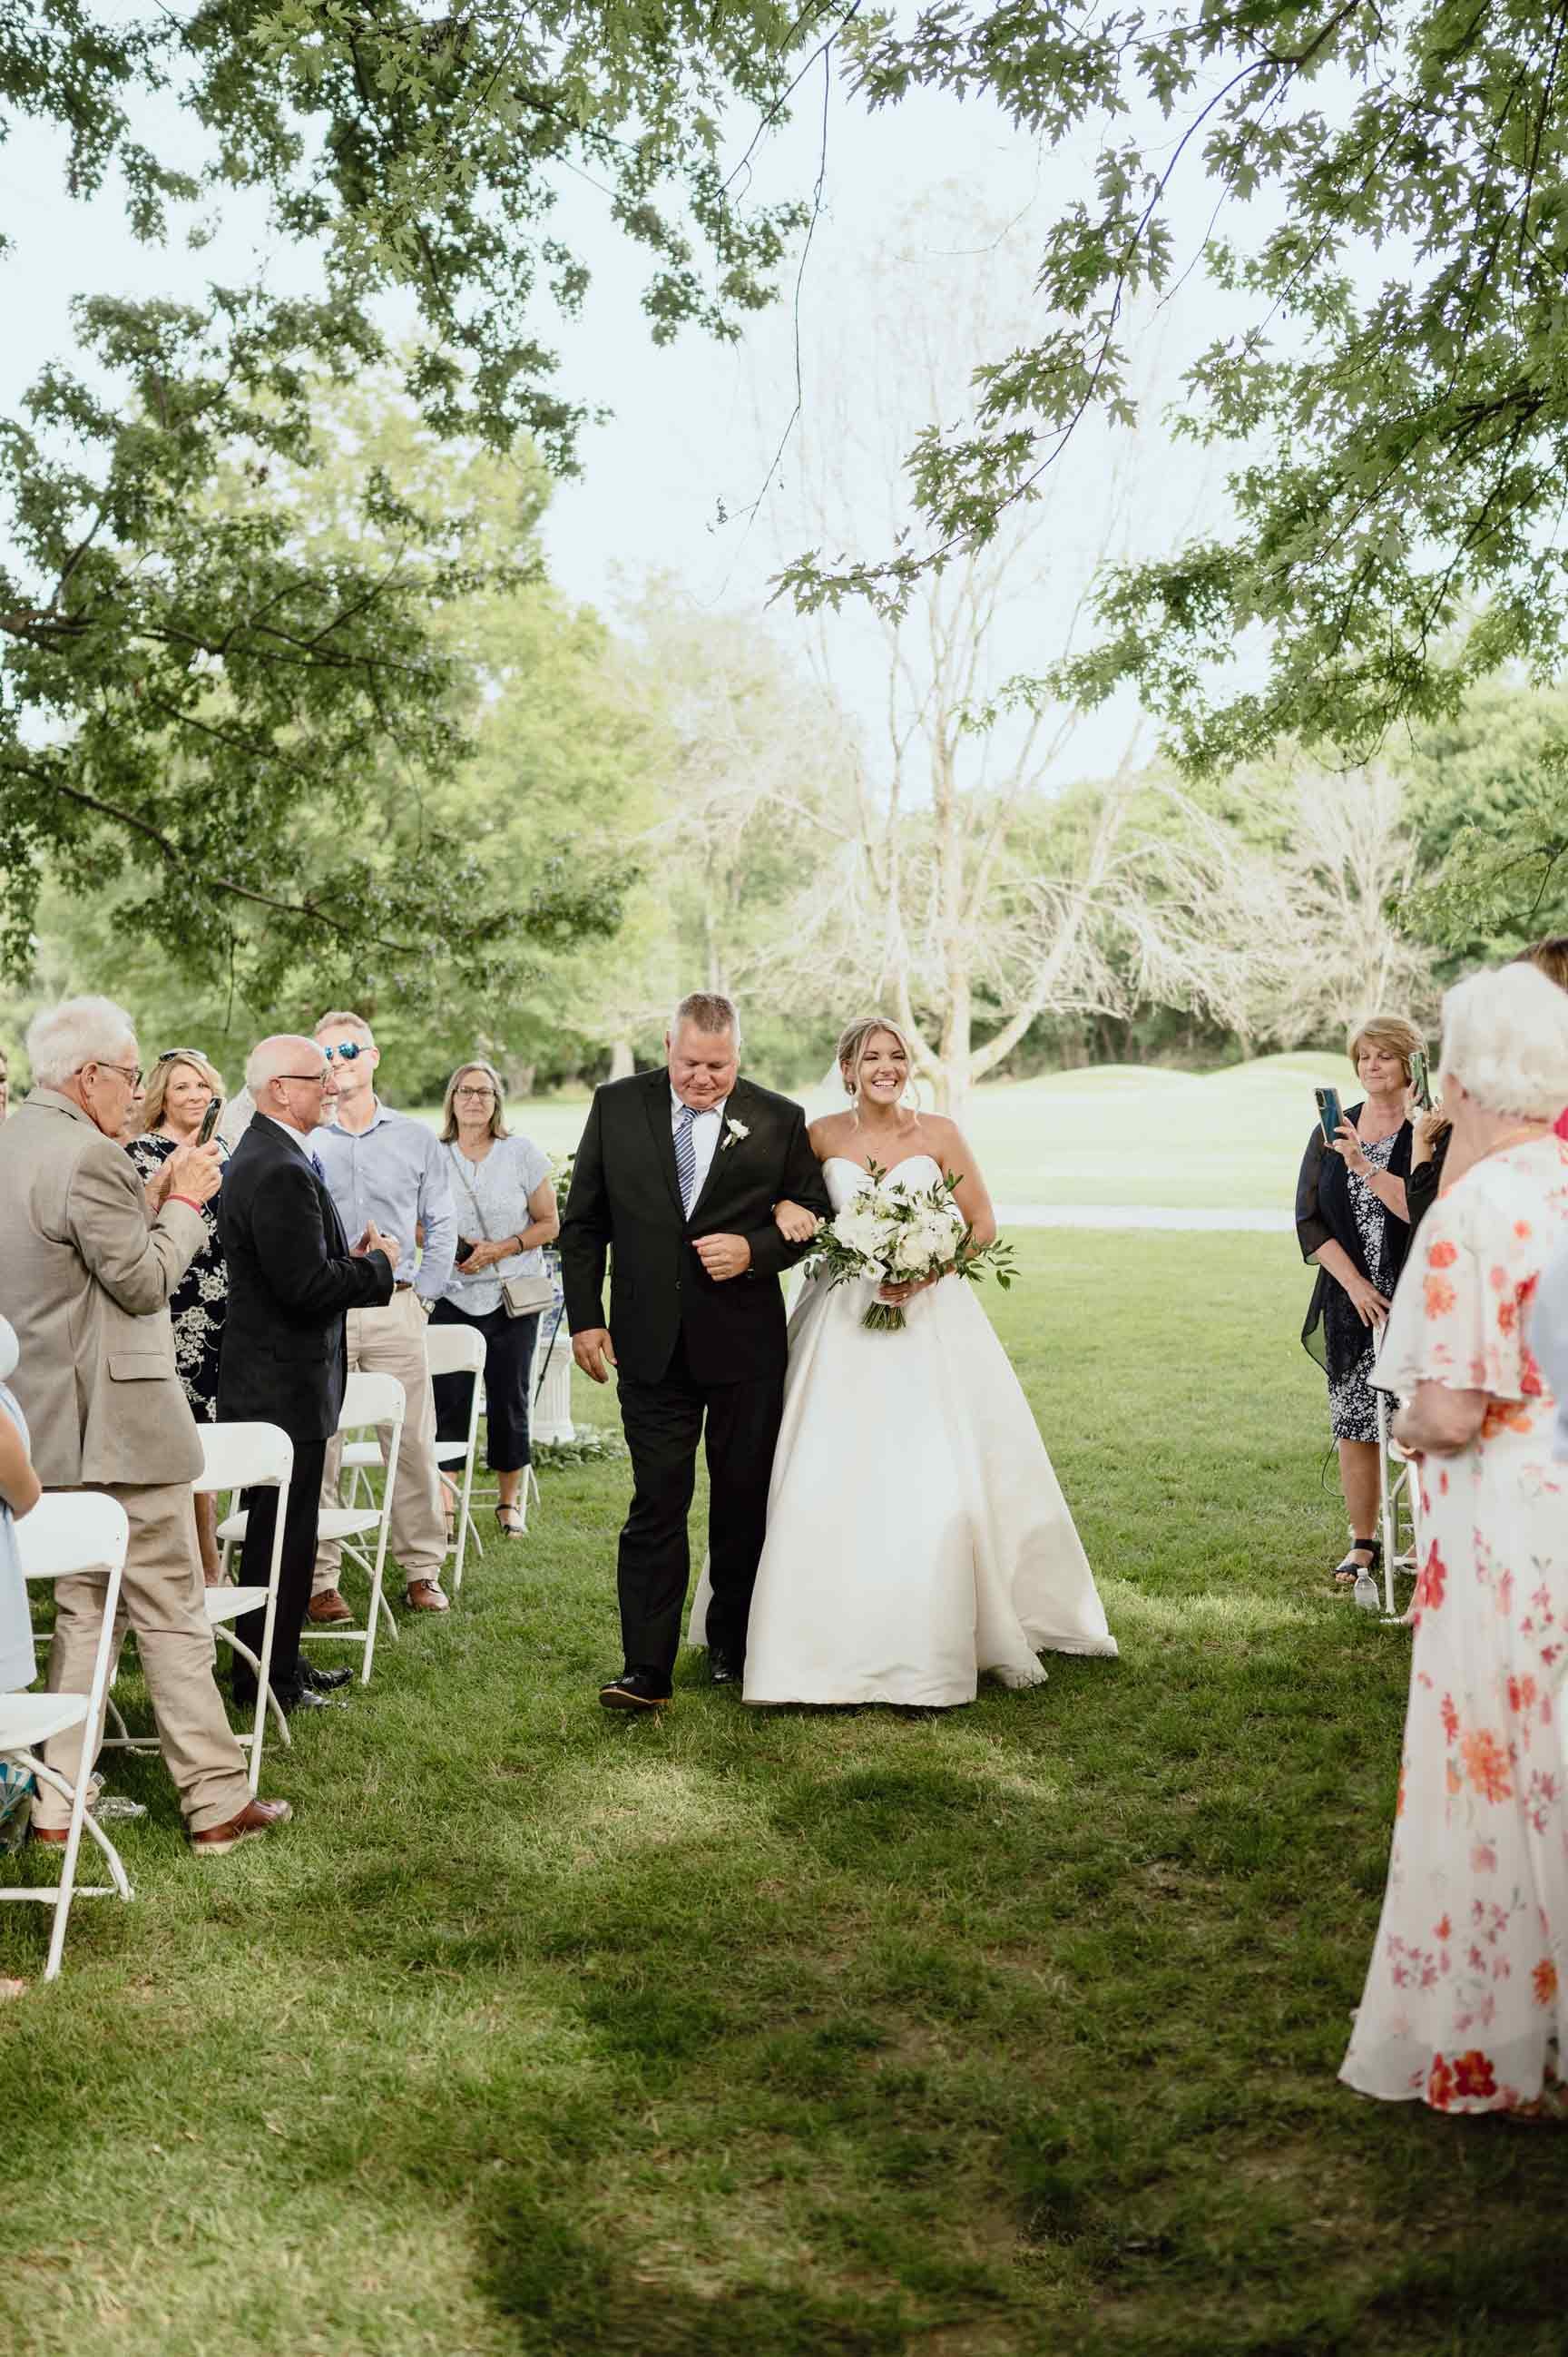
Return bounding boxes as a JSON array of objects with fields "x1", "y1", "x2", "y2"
[
  {"x1": 495, "y1": 1504, "x2": 524, "y2": 1540},
  {"x1": 1334, "y1": 1538, "x2": 1383, "y2": 1585}
]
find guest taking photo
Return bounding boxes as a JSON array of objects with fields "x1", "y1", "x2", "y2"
[
  {"x1": 1296, "y1": 1016, "x2": 1420, "y2": 1587},
  {"x1": 430, "y1": 1062, "x2": 558, "y2": 1539}
]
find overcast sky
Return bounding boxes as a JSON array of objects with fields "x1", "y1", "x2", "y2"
[{"x1": 1, "y1": 57, "x2": 1240, "y2": 790}]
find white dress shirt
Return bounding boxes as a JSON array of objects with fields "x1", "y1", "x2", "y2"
[{"x1": 671, "y1": 1087, "x2": 727, "y2": 1212}]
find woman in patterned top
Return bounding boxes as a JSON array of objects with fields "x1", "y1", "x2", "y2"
[
  {"x1": 126, "y1": 1049, "x2": 230, "y2": 1580},
  {"x1": 1342, "y1": 962, "x2": 1568, "y2": 2117},
  {"x1": 1296, "y1": 1016, "x2": 1419, "y2": 1588}
]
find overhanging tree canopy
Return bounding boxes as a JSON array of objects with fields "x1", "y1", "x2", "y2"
[
  {"x1": 786, "y1": 1, "x2": 1568, "y2": 777},
  {"x1": 1, "y1": 0, "x2": 819, "y2": 984}
]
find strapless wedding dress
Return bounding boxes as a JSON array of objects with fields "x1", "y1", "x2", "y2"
[{"x1": 691, "y1": 1154, "x2": 1117, "y2": 1706}]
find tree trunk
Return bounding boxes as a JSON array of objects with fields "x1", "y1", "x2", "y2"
[
  {"x1": 936, "y1": 975, "x2": 972, "y2": 1116},
  {"x1": 608, "y1": 1038, "x2": 635, "y2": 1082}
]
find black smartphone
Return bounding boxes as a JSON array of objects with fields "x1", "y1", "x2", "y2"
[
  {"x1": 454, "y1": 1235, "x2": 476, "y2": 1266},
  {"x1": 1314, "y1": 1085, "x2": 1343, "y2": 1144},
  {"x1": 196, "y1": 1097, "x2": 222, "y2": 1146},
  {"x1": 1409, "y1": 1047, "x2": 1432, "y2": 1111}
]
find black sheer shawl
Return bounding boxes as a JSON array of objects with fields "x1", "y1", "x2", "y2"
[{"x1": 1295, "y1": 1104, "x2": 1414, "y2": 1382}]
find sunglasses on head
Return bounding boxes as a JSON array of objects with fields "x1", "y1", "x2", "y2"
[
  {"x1": 156, "y1": 1047, "x2": 210, "y2": 1066},
  {"x1": 321, "y1": 1040, "x2": 369, "y2": 1062}
]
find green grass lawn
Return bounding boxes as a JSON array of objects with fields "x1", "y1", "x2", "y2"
[
  {"x1": 5, "y1": 1232, "x2": 1561, "y2": 2357},
  {"x1": 428, "y1": 1052, "x2": 1348, "y2": 1215}
]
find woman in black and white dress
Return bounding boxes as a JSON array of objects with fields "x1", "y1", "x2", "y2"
[{"x1": 1295, "y1": 1016, "x2": 1418, "y2": 1588}]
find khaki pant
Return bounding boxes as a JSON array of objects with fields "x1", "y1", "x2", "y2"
[
  {"x1": 313, "y1": 1290, "x2": 446, "y2": 1593},
  {"x1": 39, "y1": 1481, "x2": 252, "y2": 1836}
]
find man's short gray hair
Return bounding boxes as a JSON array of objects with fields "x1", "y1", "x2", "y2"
[
  {"x1": 25, "y1": 996, "x2": 137, "y2": 1090},
  {"x1": 671, "y1": 991, "x2": 740, "y2": 1045},
  {"x1": 246, "y1": 1034, "x2": 324, "y2": 1095}
]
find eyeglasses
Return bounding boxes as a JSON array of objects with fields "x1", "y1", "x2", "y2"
[
  {"x1": 454, "y1": 1085, "x2": 495, "y2": 1100},
  {"x1": 275, "y1": 1071, "x2": 328, "y2": 1085},
  {"x1": 321, "y1": 1041, "x2": 368, "y2": 1063},
  {"x1": 93, "y1": 1061, "x2": 143, "y2": 1089}
]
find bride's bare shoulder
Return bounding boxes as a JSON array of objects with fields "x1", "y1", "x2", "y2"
[{"x1": 808, "y1": 1114, "x2": 853, "y2": 1155}]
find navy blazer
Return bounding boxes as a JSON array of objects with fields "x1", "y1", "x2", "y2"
[{"x1": 216, "y1": 1115, "x2": 395, "y2": 1445}]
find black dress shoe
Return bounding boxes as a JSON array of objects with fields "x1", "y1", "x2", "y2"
[
  {"x1": 708, "y1": 1650, "x2": 742, "y2": 1686},
  {"x1": 279, "y1": 1684, "x2": 348, "y2": 1715},
  {"x1": 302, "y1": 1663, "x2": 354, "y2": 1692},
  {"x1": 599, "y1": 1670, "x2": 672, "y2": 1711}
]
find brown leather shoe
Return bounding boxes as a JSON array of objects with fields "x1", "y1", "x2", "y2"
[
  {"x1": 308, "y1": 1587, "x2": 353, "y2": 1625},
  {"x1": 404, "y1": 1578, "x2": 449, "y2": 1613},
  {"x1": 191, "y1": 1797, "x2": 292, "y2": 1854}
]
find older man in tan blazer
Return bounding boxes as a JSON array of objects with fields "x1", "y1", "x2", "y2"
[{"x1": 0, "y1": 997, "x2": 289, "y2": 1853}]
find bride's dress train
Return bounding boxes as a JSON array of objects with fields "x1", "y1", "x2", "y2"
[{"x1": 692, "y1": 1154, "x2": 1116, "y2": 1706}]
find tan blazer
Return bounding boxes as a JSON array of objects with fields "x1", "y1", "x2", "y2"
[{"x1": 0, "y1": 1089, "x2": 209, "y2": 1486}]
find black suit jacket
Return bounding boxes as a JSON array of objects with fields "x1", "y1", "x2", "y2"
[
  {"x1": 216, "y1": 1116, "x2": 396, "y2": 1445},
  {"x1": 559, "y1": 1070, "x2": 832, "y2": 1387}
]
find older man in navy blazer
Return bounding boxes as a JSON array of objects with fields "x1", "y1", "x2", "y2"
[{"x1": 217, "y1": 1036, "x2": 397, "y2": 1711}]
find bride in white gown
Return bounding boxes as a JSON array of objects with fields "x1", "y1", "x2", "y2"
[{"x1": 691, "y1": 1017, "x2": 1117, "y2": 1706}]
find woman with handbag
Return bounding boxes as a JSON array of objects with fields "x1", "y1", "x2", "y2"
[{"x1": 431, "y1": 1062, "x2": 559, "y2": 1537}]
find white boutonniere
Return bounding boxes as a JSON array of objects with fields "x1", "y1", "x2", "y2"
[{"x1": 721, "y1": 1118, "x2": 750, "y2": 1151}]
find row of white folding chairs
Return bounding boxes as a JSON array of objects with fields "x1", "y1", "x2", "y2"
[
  {"x1": 339, "y1": 1321, "x2": 505, "y2": 1596},
  {"x1": 2, "y1": 1344, "x2": 503, "y2": 1979},
  {"x1": 97, "y1": 1370, "x2": 410, "y2": 1812}
]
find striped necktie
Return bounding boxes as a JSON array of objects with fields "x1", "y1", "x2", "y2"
[{"x1": 673, "y1": 1105, "x2": 698, "y2": 1217}]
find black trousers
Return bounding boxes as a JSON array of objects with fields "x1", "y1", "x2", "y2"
[
  {"x1": 231, "y1": 1437, "x2": 328, "y2": 1700},
  {"x1": 615, "y1": 1330, "x2": 784, "y2": 1685},
  {"x1": 430, "y1": 1296, "x2": 539, "y2": 1468}
]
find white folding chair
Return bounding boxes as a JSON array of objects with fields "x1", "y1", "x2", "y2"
[
  {"x1": 201, "y1": 1425, "x2": 293, "y2": 1790},
  {"x1": 299, "y1": 1370, "x2": 405, "y2": 1684},
  {"x1": 3, "y1": 1493, "x2": 133, "y2": 1979},
  {"x1": 423, "y1": 1322, "x2": 486, "y2": 1597},
  {"x1": 1375, "y1": 1389, "x2": 1420, "y2": 1622},
  {"x1": 106, "y1": 1426, "x2": 296, "y2": 1791}
]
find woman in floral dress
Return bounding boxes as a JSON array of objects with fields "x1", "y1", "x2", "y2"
[
  {"x1": 126, "y1": 1050, "x2": 230, "y2": 1579},
  {"x1": 1341, "y1": 964, "x2": 1568, "y2": 2118}
]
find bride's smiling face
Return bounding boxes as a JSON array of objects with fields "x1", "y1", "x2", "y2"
[{"x1": 848, "y1": 1029, "x2": 907, "y2": 1106}]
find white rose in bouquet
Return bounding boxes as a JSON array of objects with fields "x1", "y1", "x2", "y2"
[{"x1": 830, "y1": 1203, "x2": 886, "y2": 1256}]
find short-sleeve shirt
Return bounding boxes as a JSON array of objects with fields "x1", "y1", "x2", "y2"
[
  {"x1": 1373, "y1": 1131, "x2": 1568, "y2": 1408},
  {"x1": 439, "y1": 1134, "x2": 554, "y2": 1316}
]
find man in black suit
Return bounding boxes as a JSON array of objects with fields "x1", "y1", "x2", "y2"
[
  {"x1": 560, "y1": 991, "x2": 831, "y2": 1709},
  {"x1": 216, "y1": 1035, "x2": 397, "y2": 1711}
]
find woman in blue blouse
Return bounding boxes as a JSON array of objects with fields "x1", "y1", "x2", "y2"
[{"x1": 431, "y1": 1062, "x2": 559, "y2": 1537}]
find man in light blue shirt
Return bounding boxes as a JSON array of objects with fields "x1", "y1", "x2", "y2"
[{"x1": 309, "y1": 1011, "x2": 458, "y2": 1616}]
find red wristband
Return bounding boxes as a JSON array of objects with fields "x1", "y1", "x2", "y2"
[{"x1": 166, "y1": 1194, "x2": 205, "y2": 1213}]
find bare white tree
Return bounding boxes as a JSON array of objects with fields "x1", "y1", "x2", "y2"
[
  {"x1": 740, "y1": 191, "x2": 1259, "y2": 1110},
  {"x1": 1241, "y1": 765, "x2": 1438, "y2": 1045}
]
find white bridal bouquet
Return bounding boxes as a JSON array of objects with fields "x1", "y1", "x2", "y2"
[{"x1": 807, "y1": 1163, "x2": 1016, "y2": 1332}]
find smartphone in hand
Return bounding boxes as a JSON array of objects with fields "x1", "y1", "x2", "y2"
[
  {"x1": 1408, "y1": 1048, "x2": 1432, "y2": 1111},
  {"x1": 196, "y1": 1097, "x2": 223, "y2": 1146},
  {"x1": 1314, "y1": 1085, "x2": 1343, "y2": 1144}
]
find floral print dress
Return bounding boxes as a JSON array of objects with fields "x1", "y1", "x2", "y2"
[
  {"x1": 1328, "y1": 1129, "x2": 1402, "y2": 1444},
  {"x1": 124, "y1": 1131, "x2": 230, "y2": 1423},
  {"x1": 1341, "y1": 1133, "x2": 1568, "y2": 2116}
]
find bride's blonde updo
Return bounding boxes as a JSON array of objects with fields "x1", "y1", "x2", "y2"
[{"x1": 837, "y1": 1015, "x2": 917, "y2": 1104}]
